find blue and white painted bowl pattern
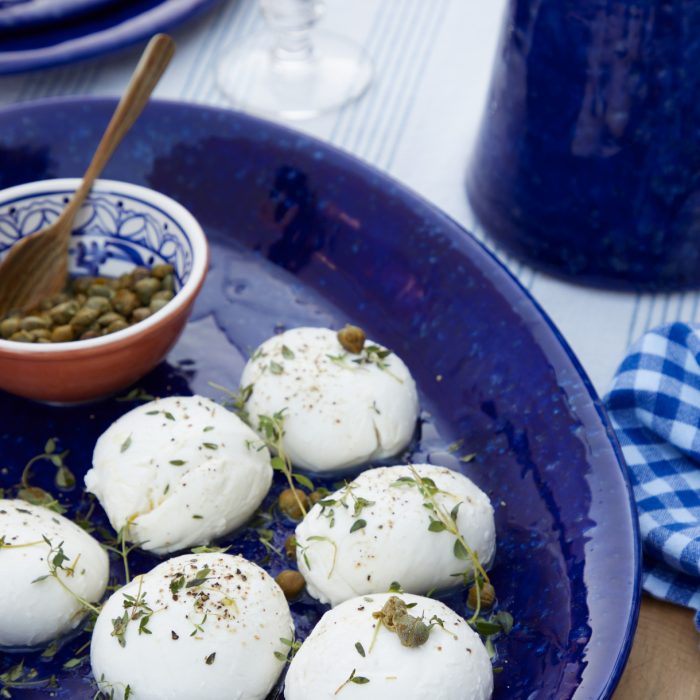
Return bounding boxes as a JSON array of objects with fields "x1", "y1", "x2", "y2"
[{"x1": 0, "y1": 185, "x2": 193, "y2": 287}]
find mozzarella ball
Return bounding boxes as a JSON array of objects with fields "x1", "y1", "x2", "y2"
[
  {"x1": 239, "y1": 327, "x2": 419, "y2": 473},
  {"x1": 91, "y1": 553, "x2": 293, "y2": 700},
  {"x1": 295, "y1": 464, "x2": 495, "y2": 606},
  {"x1": 84, "y1": 396, "x2": 272, "y2": 555},
  {"x1": 0, "y1": 499, "x2": 109, "y2": 648},
  {"x1": 285, "y1": 592, "x2": 493, "y2": 700}
]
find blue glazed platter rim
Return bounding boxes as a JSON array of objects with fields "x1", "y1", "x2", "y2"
[
  {"x1": 0, "y1": 0, "x2": 221, "y2": 75},
  {"x1": 0, "y1": 96, "x2": 641, "y2": 698}
]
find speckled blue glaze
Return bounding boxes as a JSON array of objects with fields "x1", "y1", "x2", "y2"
[
  {"x1": 468, "y1": 0, "x2": 700, "y2": 290},
  {"x1": 0, "y1": 0, "x2": 221, "y2": 75},
  {"x1": 0, "y1": 98, "x2": 640, "y2": 699}
]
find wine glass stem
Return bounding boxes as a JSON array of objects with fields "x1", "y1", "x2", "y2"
[{"x1": 261, "y1": 0, "x2": 321, "y2": 62}]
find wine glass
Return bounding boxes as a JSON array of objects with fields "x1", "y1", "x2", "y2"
[{"x1": 216, "y1": 0, "x2": 373, "y2": 120}]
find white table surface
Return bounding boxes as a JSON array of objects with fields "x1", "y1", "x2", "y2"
[{"x1": 2, "y1": 0, "x2": 695, "y2": 395}]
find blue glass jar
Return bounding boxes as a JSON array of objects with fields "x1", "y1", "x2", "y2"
[{"x1": 467, "y1": 0, "x2": 700, "y2": 290}]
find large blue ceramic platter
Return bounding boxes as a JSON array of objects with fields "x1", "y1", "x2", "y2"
[
  {"x1": 0, "y1": 0, "x2": 220, "y2": 75},
  {"x1": 0, "y1": 98, "x2": 640, "y2": 699}
]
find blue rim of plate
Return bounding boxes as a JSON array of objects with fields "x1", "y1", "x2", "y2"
[
  {"x1": 0, "y1": 96, "x2": 642, "y2": 697},
  {"x1": 0, "y1": 0, "x2": 119, "y2": 31},
  {"x1": 0, "y1": 0, "x2": 222, "y2": 75}
]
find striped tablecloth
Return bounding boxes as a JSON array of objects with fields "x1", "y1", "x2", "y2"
[{"x1": 2, "y1": 0, "x2": 699, "y2": 396}]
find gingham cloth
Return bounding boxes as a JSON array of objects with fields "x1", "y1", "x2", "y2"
[{"x1": 605, "y1": 322, "x2": 700, "y2": 631}]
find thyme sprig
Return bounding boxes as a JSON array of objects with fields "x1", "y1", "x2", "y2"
[
  {"x1": 273, "y1": 635, "x2": 301, "y2": 663},
  {"x1": 257, "y1": 411, "x2": 308, "y2": 518},
  {"x1": 470, "y1": 610, "x2": 514, "y2": 658},
  {"x1": 20, "y1": 438, "x2": 75, "y2": 494},
  {"x1": 248, "y1": 505, "x2": 283, "y2": 561},
  {"x1": 0, "y1": 662, "x2": 57, "y2": 699},
  {"x1": 327, "y1": 345, "x2": 402, "y2": 382},
  {"x1": 93, "y1": 674, "x2": 132, "y2": 699},
  {"x1": 316, "y1": 481, "x2": 373, "y2": 530},
  {"x1": 116, "y1": 387, "x2": 156, "y2": 403},
  {"x1": 209, "y1": 382, "x2": 310, "y2": 518},
  {"x1": 334, "y1": 668, "x2": 370, "y2": 695},
  {"x1": 394, "y1": 466, "x2": 491, "y2": 623},
  {"x1": 32, "y1": 537, "x2": 101, "y2": 616},
  {"x1": 102, "y1": 521, "x2": 140, "y2": 584},
  {"x1": 208, "y1": 381, "x2": 253, "y2": 425},
  {"x1": 0, "y1": 536, "x2": 43, "y2": 549},
  {"x1": 110, "y1": 576, "x2": 152, "y2": 648},
  {"x1": 191, "y1": 544, "x2": 230, "y2": 554},
  {"x1": 298, "y1": 535, "x2": 338, "y2": 577},
  {"x1": 16, "y1": 486, "x2": 66, "y2": 514}
]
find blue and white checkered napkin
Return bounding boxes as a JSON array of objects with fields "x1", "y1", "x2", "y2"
[{"x1": 606, "y1": 322, "x2": 700, "y2": 630}]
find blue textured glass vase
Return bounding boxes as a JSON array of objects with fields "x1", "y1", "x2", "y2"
[{"x1": 467, "y1": 0, "x2": 700, "y2": 290}]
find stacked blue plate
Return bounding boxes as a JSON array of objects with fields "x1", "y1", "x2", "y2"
[{"x1": 0, "y1": 0, "x2": 221, "y2": 74}]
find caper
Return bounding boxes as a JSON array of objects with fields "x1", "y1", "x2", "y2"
[
  {"x1": 134, "y1": 277, "x2": 161, "y2": 304},
  {"x1": 71, "y1": 276, "x2": 93, "y2": 293},
  {"x1": 395, "y1": 614, "x2": 430, "y2": 647},
  {"x1": 0, "y1": 317, "x2": 20, "y2": 338},
  {"x1": 160, "y1": 273, "x2": 175, "y2": 291},
  {"x1": 88, "y1": 283, "x2": 113, "y2": 299},
  {"x1": 112, "y1": 289, "x2": 139, "y2": 316},
  {"x1": 278, "y1": 488, "x2": 309, "y2": 520},
  {"x1": 284, "y1": 535, "x2": 298, "y2": 560},
  {"x1": 39, "y1": 292, "x2": 67, "y2": 311},
  {"x1": 131, "y1": 266, "x2": 150, "y2": 281},
  {"x1": 105, "y1": 319, "x2": 129, "y2": 335},
  {"x1": 9, "y1": 330, "x2": 33, "y2": 342},
  {"x1": 151, "y1": 263, "x2": 174, "y2": 279},
  {"x1": 149, "y1": 297, "x2": 169, "y2": 314},
  {"x1": 117, "y1": 272, "x2": 134, "y2": 289},
  {"x1": 80, "y1": 329, "x2": 100, "y2": 340},
  {"x1": 29, "y1": 329, "x2": 51, "y2": 341},
  {"x1": 308, "y1": 489, "x2": 328, "y2": 505},
  {"x1": 51, "y1": 325, "x2": 75, "y2": 343},
  {"x1": 96, "y1": 311, "x2": 125, "y2": 328},
  {"x1": 152, "y1": 289, "x2": 174, "y2": 303},
  {"x1": 84, "y1": 296, "x2": 112, "y2": 313},
  {"x1": 373, "y1": 596, "x2": 407, "y2": 631},
  {"x1": 275, "y1": 570, "x2": 305, "y2": 600},
  {"x1": 467, "y1": 581, "x2": 496, "y2": 610},
  {"x1": 70, "y1": 307, "x2": 100, "y2": 331},
  {"x1": 372, "y1": 596, "x2": 431, "y2": 648},
  {"x1": 131, "y1": 307, "x2": 151, "y2": 323},
  {"x1": 49, "y1": 300, "x2": 79, "y2": 325},
  {"x1": 21, "y1": 315, "x2": 50, "y2": 331},
  {"x1": 337, "y1": 324, "x2": 366, "y2": 353}
]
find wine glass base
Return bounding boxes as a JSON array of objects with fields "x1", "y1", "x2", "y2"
[{"x1": 216, "y1": 32, "x2": 373, "y2": 120}]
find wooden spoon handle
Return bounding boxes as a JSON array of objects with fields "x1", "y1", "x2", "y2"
[{"x1": 68, "y1": 34, "x2": 176, "y2": 216}]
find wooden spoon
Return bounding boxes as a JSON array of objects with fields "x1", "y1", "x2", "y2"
[{"x1": 0, "y1": 33, "x2": 175, "y2": 318}]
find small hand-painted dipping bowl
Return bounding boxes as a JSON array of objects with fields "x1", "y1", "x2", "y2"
[{"x1": 0, "y1": 178, "x2": 208, "y2": 403}]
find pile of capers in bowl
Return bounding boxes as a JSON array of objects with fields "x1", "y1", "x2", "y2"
[{"x1": 0, "y1": 263, "x2": 176, "y2": 343}]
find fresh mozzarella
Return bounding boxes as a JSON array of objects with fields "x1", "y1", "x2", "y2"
[
  {"x1": 0, "y1": 499, "x2": 108, "y2": 648},
  {"x1": 295, "y1": 464, "x2": 495, "y2": 606},
  {"x1": 84, "y1": 395, "x2": 273, "y2": 555},
  {"x1": 285, "y1": 592, "x2": 493, "y2": 700},
  {"x1": 239, "y1": 327, "x2": 419, "y2": 473},
  {"x1": 90, "y1": 553, "x2": 293, "y2": 700}
]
